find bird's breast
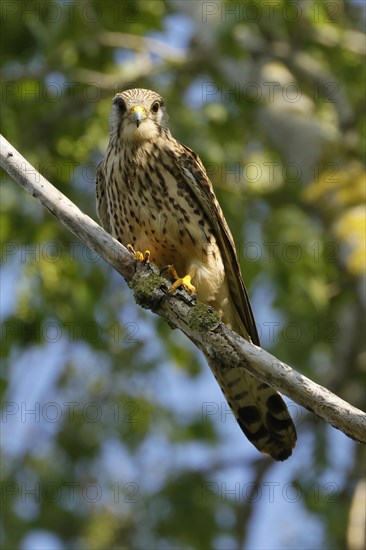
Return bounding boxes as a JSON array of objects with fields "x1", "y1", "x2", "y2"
[{"x1": 105, "y1": 145, "x2": 227, "y2": 306}]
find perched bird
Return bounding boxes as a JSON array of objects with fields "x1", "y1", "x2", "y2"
[{"x1": 96, "y1": 88, "x2": 297, "y2": 460}]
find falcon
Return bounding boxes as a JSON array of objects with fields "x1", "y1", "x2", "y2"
[{"x1": 96, "y1": 88, "x2": 297, "y2": 460}]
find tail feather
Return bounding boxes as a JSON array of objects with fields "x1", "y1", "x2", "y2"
[
  {"x1": 211, "y1": 364, "x2": 297, "y2": 461},
  {"x1": 213, "y1": 293, "x2": 297, "y2": 460}
]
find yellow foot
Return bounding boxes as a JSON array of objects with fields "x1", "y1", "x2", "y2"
[
  {"x1": 160, "y1": 265, "x2": 196, "y2": 294},
  {"x1": 127, "y1": 244, "x2": 150, "y2": 263}
]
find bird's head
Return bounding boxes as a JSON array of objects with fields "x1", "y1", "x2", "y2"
[{"x1": 109, "y1": 88, "x2": 169, "y2": 143}]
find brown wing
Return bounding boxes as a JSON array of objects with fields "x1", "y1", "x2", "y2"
[
  {"x1": 175, "y1": 141, "x2": 296, "y2": 461},
  {"x1": 96, "y1": 160, "x2": 111, "y2": 233},
  {"x1": 175, "y1": 142, "x2": 260, "y2": 346}
]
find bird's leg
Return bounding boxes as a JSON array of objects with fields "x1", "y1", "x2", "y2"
[
  {"x1": 160, "y1": 265, "x2": 197, "y2": 294},
  {"x1": 127, "y1": 244, "x2": 150, "y2": 263}
]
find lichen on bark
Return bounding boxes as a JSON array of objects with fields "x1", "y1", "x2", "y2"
[{"x1": 188, "y1": 302, "x2": 220, "y2": 332}]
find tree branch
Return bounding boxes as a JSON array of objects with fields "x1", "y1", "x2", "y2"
[{"x1": 1, "y1": 134, "x2": 365, "y2": 446}]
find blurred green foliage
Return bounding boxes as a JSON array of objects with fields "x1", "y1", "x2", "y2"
[{"x1": 1, "y1": 1, "x2": 365, "y2": 549}]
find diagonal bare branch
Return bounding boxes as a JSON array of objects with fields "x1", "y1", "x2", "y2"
[{"x1": 1, "y1": 133, "x2": 365, "y2": 447}]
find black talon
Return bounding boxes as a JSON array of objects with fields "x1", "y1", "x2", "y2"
[{"x1": 160, "y1": 264, "x2": 173, "y2": 277}]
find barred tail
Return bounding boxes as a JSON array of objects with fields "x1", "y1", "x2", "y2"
[{"x1": 210, "y1": 363, "x2": 297, "y2": 461}]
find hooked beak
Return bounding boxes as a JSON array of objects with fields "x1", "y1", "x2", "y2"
[{"x1": 130, "y1": 105, "x2": 147, "y2": 128}]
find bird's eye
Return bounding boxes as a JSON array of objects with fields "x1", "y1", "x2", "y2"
[
  {"x1": 151, "y1": 101, "x2": 160, "y2": 113},
  {"x1": 114, "y1": 97, "x2": 126, "y2": 113}
]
